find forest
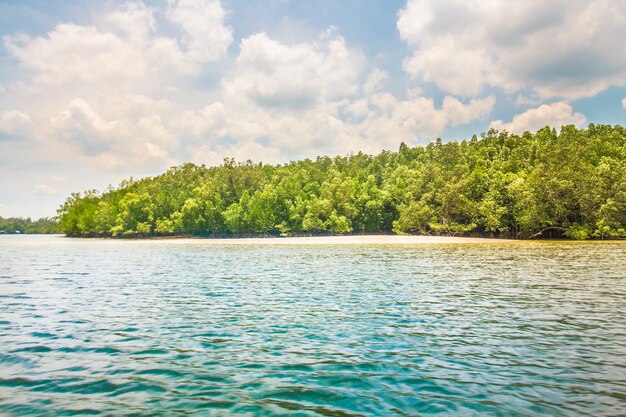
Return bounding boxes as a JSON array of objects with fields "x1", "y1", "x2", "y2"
[
  {"x1": 0, "y1": 216, "x2": 61, "y2": 234},
  {"x1": 57, "y1": 124, "x2": 626, "y2": 240}
]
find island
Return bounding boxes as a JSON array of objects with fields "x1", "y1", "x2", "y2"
[{"x1": 57, "y1": 124, "x2": 625, "y2": 240}]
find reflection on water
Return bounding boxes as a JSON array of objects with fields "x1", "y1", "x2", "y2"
[{"x1": 0, "y1": 235, "x2": 625, "y2": 416}]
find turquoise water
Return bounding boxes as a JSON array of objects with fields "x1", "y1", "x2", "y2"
[{"x1": 0, "y1": 236, "x2": 625, "y2": 416}]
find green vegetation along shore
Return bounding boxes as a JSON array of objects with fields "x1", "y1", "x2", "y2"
[
  {"x1": 0, "y1": 216, "x2": 61, "y2": 234},
  {"x1": 57, "y1": 124, "x2": 626, "y2": 240}
]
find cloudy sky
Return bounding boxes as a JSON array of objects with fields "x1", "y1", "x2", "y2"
[{"x1": 1, "y1": 0, "x2": 625, "y2": 218}]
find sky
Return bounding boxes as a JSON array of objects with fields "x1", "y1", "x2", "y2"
[{"x1": 1, "y1": 0, "x2": 625, "y2": 218}]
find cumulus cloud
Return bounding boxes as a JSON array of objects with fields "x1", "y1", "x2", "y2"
[
  {"x1": 1, "y1": 1, "x2": 234, "y2": 172},
  {"x1": 185, "y1": 32, "x2": 494, "y2": 159},
  {"x1": 398, "y1": 0, "x2": 626, "y2": 99},
  {"x1": 0, "y1": 110, "x2": 33, "y2": 139},
  {"x1": 167, "y1": 0, "x2": 233, "y2": 62},
  {"x1": 442, "y1": 96, "x2": 496, "y2": 126},
  {"x1": 358, "y1": 92, "x2": 495, "y2": 148},
  {"x1": 363, "y1": 68, "x2": 388, "y2": 95},
  {"x1": 49, "y1": 99, "x2": 116, "y2": 154},
  {"x1": 5, "y1": 24, "x2": 149, "y2": 87},
  {"x1": 223, "y1": 32, "x2": 361, "y2": 109},
  {"x1": 49, "y1": 99, "x2": 176, "y2": 169},
  {"x1": 1, "y1": 0, "x2": 498, "y2": 178},
  {"x1": 514, "y1": 94, "x2": 542, "y2": 107},
  {"x1": 180, "y1": 90, "x2": 496, "y2": 162},
  {"x1": 489, "y1": 102, "x2": 586, "y2": 134},
  {"x1": 3, "y1": 14, "x2": 200, "y2": 92},
  {"x1": 106, "y1": 1, "x2": 156, "y2": 42},
  {"x1": 189, "y1": 140, "x2": 284, "y2": 167},
  {"x1": 179, "y1": 99, "x2": 356, "y2": 161},
  {"x1": 622, "y1": 97, "x2": 626, "y2": 109},
  {"x1": 2, "y1": 0, "x2": 233, "y2": 92}
]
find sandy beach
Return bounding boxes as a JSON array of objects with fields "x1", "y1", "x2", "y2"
[{"x1": 153, "y1": 235, "x2": 519, "y2": 245}]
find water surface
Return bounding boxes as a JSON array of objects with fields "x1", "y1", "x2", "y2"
[{"x1": 1, "y1": 235, "x2": 625, "y2": 416}]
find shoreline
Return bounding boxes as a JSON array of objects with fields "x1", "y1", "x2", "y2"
[
  {"x1": 5, "y1": 234, "x2": 626, "y2": 245},
  {"x1": 141, "y1": 235, "x2": 519, "y2": 245}
]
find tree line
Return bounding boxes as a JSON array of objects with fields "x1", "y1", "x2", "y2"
[
  {"x1": 57, "y1": 124, "x2": 626, "y2": 239},
  {"x1": 0, "y1": 216, "x2": 61, "y2": 234}
]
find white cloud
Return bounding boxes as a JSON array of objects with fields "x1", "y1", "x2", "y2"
[
  {"x1": 49, "y1": 99, "x2": 176, "y2": 169},
  {"x1": 363, "y1": 68, "x2": 388, "y2": 95},
  {"x1": 514, "y1": 94, "x2": 542, "y2": 107},
  {"x1": 224, "y1": 32, "x2": 361, "y2": 109},
  {"x1": 442, "y1": 96, "x2": 496, "y2": 126},
  {"x1": 0, "y1": 1, "x2": 513, "y2": 218},
  {"x1": 1, "y1": 1, "x2": 499, "y2": 171},
  {"x1": 176, "y1": 101, "x2": 227, "y2": 138},
  {"x1": 179, "y1": 90, "x2": 496, "y2": 162},
  {"x1": 179, "y1": 99, "x2": 355, "y2": 159},
  {"x1": 622, "y1": 97, "x2": 626, "y2": 109},
  {"x1": 1, "y1": 1, "x2": 499, "y2": 194},
  {"x1": 3, "y1": 15, "x2": 201, "y2": 94},
  {"x1": 398, "y1": 0, "x2": 626, "y2": 99},
  {"x1": 403, "y1": 37, "x2": 490, "y2": 97},
  {"x1": 167, "y1": 0, "x2": 233, "y2": 62},
  {"x1": 0, "y1": 110, "x2": 33, "y2": 138},
  {"x1": 2, "y1": 0, "x2": 233, "y2": 93},
  {"x1": 0, "y1": 1, "x2": 231, "y2": 172},
  {"x1": 4, "y1": 24, "x2": 146, "y2": 87},
  {"x1": 49, "y1": 99, "x2": 114, "y2": 154},
  {"x1": 489, "y1": 102, "x2": 587, "y2": 134},
  {"x1": 361, "y1": 93, "x2": 448, "y2": 145},
  {"x1": 359, "y1": 92, "x2": 495, "y2": 148},
  {"x1": 179, "y1": 30, "x2": 495, "y2": 159},
  {"x1": 189, "y1": 140, "x2": 284, "y2": 167},
  {"x1": 106, "y1": 1, "x2": 156, "y2": 42}
]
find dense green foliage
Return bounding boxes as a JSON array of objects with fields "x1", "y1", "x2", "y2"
[
  {"x1": 58, "y1": 124, "x2": 626, "y2": 239},
  {"x1": 0, "y1": 216, "x2": 61, "y2": 234}
]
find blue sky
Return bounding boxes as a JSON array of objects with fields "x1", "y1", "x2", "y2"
[{"x1": 1, "y1": 0, "x2": 625, "y2": 218}]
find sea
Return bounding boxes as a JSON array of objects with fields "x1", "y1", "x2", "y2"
[{"x1": 1, "y1": 235, "x2": 625, "y2": 416}]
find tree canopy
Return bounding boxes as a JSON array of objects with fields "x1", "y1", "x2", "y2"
[
  {"x1": 0, "y1": 216, "x2": 61, "y2": 234},
  {"x1": 57, "y1": 124, "x2": 626, "y2": 239}
]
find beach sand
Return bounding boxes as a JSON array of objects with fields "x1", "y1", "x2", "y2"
[{"x1": 153, "y1": 235, "x2": 519, "y2": 245}]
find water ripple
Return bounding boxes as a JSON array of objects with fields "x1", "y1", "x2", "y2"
[{"x1": 0, "y1": 236, "x2": 625, "y2": 416}]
